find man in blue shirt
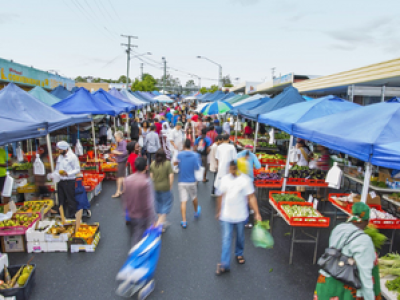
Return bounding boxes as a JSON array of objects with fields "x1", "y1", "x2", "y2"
[
  {"x1": 166, "y1": 110, "x2": 173, "y2": 124},
  {"x1": 194, "y1": 128, "x2": 212, "y2": 182},
  {"x1": 174, "y1": 139, "x2": 201, "y2": 228},
  {"x1": 214, "y1": 119, "x2": 223, "y2": 134},
  {"x1": 173, "y1": 111, "x2": 181, "y2": 127},
  {"x1": 236, "y1": 146, "x2": 262, "y2": 181}
]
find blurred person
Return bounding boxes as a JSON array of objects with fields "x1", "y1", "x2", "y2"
[
  {"x1": 185, "y1": 117, "x2": 196, "y2": 138},
  {"x1": 161, "y1": 122, "x2": 172, "y2": 159},
  {"x1": 123, "y1": 157, "x2": 155, "y2": 246},
  {"x1": 145, "y1": 125, "x2": 161, "y2": 167},
  {"x1": 141, "y1": 121, "x2": 150, "y2": 157},
  {"x1": 166, "y1": 108, "x2": 173, "y2": 124},
  {"x1": 223, "y1": 119, "x2": 231, "y2": 135},
  {"x1": 243, "y1": 122, "x2": 253, "y2": 138},
  {"x1": 154, "y1": 118, "x2": 162, "y2": 135},
  {"x1": 127, "y1": 141, "x2": 141, "y2": 174},
  {"x1": 174, "y1": 139, "x2": 201, "y2": 228},
  {"x1": 210, "y1": 135, "x2": 223, "y2": 196},
  {"x1": 186, "y1": 126, "x2": 195, "y2": 147},
  {"x1": 130, "y1": 118, "x2": 140, "y2": 142},
  {"x1": 112, "y1": 131, "x2": 128, "y2": 198},
  {"x1": 99, "y1": 121, "x2": 108, "y2": 145},
  {"x1": 214, "y1": 119, "x2": 223, "y2": 134},
  {"x1": 214, "y1": 134, "x2": 237, "y2": 194},
  {"x1": 0, "y1": 145, "x2": 9, "y2": 200},
  {"x1": 170, "y1": 121, "x2": 184, "y2": 172},
  {"x1": 150, "y1": 149, "x2": 174, "y2": 232},
  {"x1": 181, "y1": 114, "x2": 187, "y2": 128},
  {"x1": 215, "y1": 160, "x2": 261, "y2": 275},
  {"x1": 194, "y1": 128, "x2": 212, "y2": 182},
  {"x1": 237, "y1": 146, "x2": 261, "y2": 181},
  {"x1": 206, "y1": 125, "x2": 218, "y2": 144},
  {"x1": 293, "y1": 140, "x2": 310, "y2": 167}
]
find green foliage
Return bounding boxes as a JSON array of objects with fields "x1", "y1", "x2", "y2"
[
  {"x1": 75, "y1": 76, "x2": 87, "y2": 83},
  {"x1": 221, "y1": 75, "x2": 233, "y2": 87},
  {"x1": 199, "y1": 87, "x2": 208, "y2": 94},
  {"x1": 131, "y1": 74, "x2": 158, "y2": 92},
  {"x1": 209, "y1": 85, "x2": 219, "y2": 93}
]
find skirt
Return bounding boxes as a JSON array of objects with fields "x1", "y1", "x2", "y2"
[{"x1": 117, "y1": 160, "x2": 127, "y2": 178}]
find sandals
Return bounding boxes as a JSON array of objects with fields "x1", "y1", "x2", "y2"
[
  {"x1": 215, "y1": 264, "x2": 230, "y2": 276},
  {"x1": 236, "y1": 256, "x2": 246, "y2": 264},
  {"x1": 112, "y1": 193, "x2": 121, "y2": 198},
  {"x1": 181, "y1": 221, "x2": 187, "y2": 229}
]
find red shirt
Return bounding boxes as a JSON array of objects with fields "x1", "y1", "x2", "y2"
[
  {"x1": 206, "y1": 130, "x2": 218, "y2": 144},
  {"x1": 244, "y1": 126, "x2": 253, "y2": 135},
  {"x1": 154, "y1": 122, "x2": 162, "y2": 135},
  {"x1": 127, "y1": 153, "x2": 140, "y2": 173}
]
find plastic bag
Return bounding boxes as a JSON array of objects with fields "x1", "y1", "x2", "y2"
[
  {"x1": 289, "y1": 147, "x2": 298, "y2": 163},
  {"x1": 33, "y1": 154, "x2": 45, "y2": 175},
  {"x1": 16, "y1": 145, "x2": 24, "y2": 162},
  {"x1": 116, "y1": 226, "x2": 162, "y2": 298},
  {"x1": 138, "y1": 136, "x2": 144, "y2": 148},
  {"x1": 1, "y1": 172, "x2": 14, "y2": 197},
  {"x1": 251, "y1": 221, "x2": 274, "y2": 249},
  {"x1": 75, "y1": 140, "x2": 83, "y2": 156},
  {"x1": 195, "y1": 166, "x2": 205, "y2": 182},
  {"x1": 268, "y1": 128, "x2": 275, "y2": 145}
]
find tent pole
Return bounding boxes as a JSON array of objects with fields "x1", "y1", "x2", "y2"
[
  {"x1": 282, "y1": 135, "x2": 293, "y2": 192},
  {"x1": 46, "y1": 134, "x2": 58, "y2": 206},
  {"x1": 360, "y1": 162, "x2": 372, "y2": 203},
  {"x1": 91, "y1": 120, "x2": 98, "y2": 172},
  {"x1": 253, "y1": 122, "x2": 259, "y2": 154},
  {"x1": 114, "y1": 117, "x2": 117, "y2": 133},
  {"x1": 234, "y1": 116, "x2": 238, "y2": 143}
]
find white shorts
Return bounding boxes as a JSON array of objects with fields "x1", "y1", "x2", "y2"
[{"x1": 178, "y1": 183, "x2": 197, "y2": 202}]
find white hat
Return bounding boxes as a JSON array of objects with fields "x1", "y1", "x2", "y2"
[{"x1": 56, "y1": 141, "x2": 69, "y2": 150}]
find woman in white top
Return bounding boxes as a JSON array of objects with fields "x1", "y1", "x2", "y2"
[
  {"x1": 141, "y1": 121, "x2": 150, "y2": 156},
  {"x1": 161, "y1": 122, "x2": 172, "y2": 160},
  {"x1": 295, "y1": 140, "x2": 310, "y2": 167}
]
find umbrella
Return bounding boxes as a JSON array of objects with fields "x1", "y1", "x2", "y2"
[
  {"x1": 201, "y1": 101, "x2": 233, "y2": 115},
  {"x1": 154, "y1": 95, "x2": 173, "y2": 103}
]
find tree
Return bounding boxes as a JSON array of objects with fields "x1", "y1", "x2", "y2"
[
  {"x1": 199, "y1": 87, "x2": 207, "y2": 94},
  {"x1": 131, "y1": 73, "x2": 158, "y2": 92},
  {"x1": 75, "y1": 76, "x2": 87, "y2": 83},
  {"x1": 157, "y1": 74, "x2": 180, "y2": 88},
  {"x1": 221, "y1": 75, "x2": 233, "y2": 87},
  {"x1": 118, "y1": 75, "x2": 131, "y2": 83},
  {"x1": 185, "y1": 79, "x2": 195, "y2": 88},
  {"x1": 209, "y1": 85, "x2": 219, "y2": 93}
]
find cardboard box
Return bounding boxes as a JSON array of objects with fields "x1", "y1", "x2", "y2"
[
  {"x1": 26, "y1": 221, "x2": 55, "y2": 242},
  {"x1": 353, "y1": 193, "x2": 381, "y2": 206},
  {"x1": 1, "y1": 236, "x2": 26, "y2": 253},
  {"x1": 46, "y1": 241, "x2": 68, "y2": 252},
  {"x1": 45, "y1": 225, "x2": 73, "y2": 242},
  {"x1": 70, "y1": 232, "x2": 100, "y2": 253},
  {"x1": 379, "y1": 169, "x2": 400, "y2": 183}
]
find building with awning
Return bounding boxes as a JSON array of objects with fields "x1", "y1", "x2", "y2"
[
  {"x1": 250, "y1": 74, "x2": 313, "y2": 96},
  {"x1": 293, "y1": 58, "x2": 400, "y2": 105},
  {"x1": 230, "y1": 81, "x2": 261, "y2": 94}
]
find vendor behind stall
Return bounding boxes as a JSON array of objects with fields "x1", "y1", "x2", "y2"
[{"x1": 55, "y1": 141, "x2": 80, "y2": 219}]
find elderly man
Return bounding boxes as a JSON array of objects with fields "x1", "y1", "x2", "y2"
[{"x1": 55, "y1": 141, "x2": 80, "y2": 219}]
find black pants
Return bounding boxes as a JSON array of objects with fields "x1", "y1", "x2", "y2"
[
  {"x1": 99, "y1": 136, "x2": 107, "y2": 145},
  {"x1": 147, "y1": 152, "x2": 156, "y2": 167},
  {"x1": 211, "y1": 172, "x2": 217, "y2": 194},
  {"x1": 58, "y1": 180, "x2": 77, "y2": 218}
]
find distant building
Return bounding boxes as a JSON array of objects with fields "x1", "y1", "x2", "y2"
[{"x1": 75, "y1": 82, "x2": 109, "y2": 92}]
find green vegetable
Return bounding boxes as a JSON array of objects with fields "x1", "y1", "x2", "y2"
[
  {"x1": 385, "y1": 276, "x2": 400, "y2": 297},
  {"x1": 364, "y1": 226, "x2": 387, "y2": 250},
  {"x1": 269, "y1": 268, "x2": 273, "y2": 273}
]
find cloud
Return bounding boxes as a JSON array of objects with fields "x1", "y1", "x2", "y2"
[
  {"x1": 230, "y1": 0, "x2": 260, "y2": 5},
  {"x1": 0, "y1": 13, "x2": 19, "y2": 25}
]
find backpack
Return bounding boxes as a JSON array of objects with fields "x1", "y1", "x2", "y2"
[{"x1": 197, "y1": 137, "x2": 208, "y2": 156}]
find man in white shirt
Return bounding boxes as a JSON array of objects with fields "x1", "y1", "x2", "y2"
[
  {"x1": 214, "y1": 134, "x2": 237, "y2": 194},
  {"x1": 215, "y1": 160, "x2": 261, "y2": 275},
  {"x1": 223, "y1": 120, "x2": 231, "y2": 135},
  {"x1": 209, "y1": 135, "x2": 222, "y2": 196},
  {"x1": 55, "y1": 141, "x2": 81, "y2": 219},
  {"x1": 170, "y1": 122, "x2": 184, "y2": 172}
]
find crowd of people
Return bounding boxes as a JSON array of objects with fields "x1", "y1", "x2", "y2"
[{"x1": 108, "y1": 101, "x2": 264, "y2": 276}]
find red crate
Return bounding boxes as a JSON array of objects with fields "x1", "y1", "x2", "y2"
[
  {"x1": 0, "y1": 213, "x2": 41, "y2": 236},
  {"x1": 269, "y1": 191, "x2": 303, "y2": 206},
  {"x1": 276, "y1": 202, "x2": 330, "y2": 228},
  {"x1": 255, "y1": 179, "x2": 283, "y2": 188},
  {"x1": 328, "y1": 193, "x2": 352, "y2": 211},
  {"x1": 287, "y1": 178, "x2": 307, "y2": 185},
  {"x1": 307, "y1": 179, "x2": 328, "y2": 187}
]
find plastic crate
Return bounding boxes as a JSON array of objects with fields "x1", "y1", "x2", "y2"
[
  {"x1": 277, "y1": 202, "x2": 330, "y2": 228},
  {"x1": 0, "y1": 213, "x2": 41, "y2": 236},
  {"x1": 254, "y1": 179, "x2": 283, "y2": 188},
  {"x1": 0, "y1": 264, "x2": 36, "y2": 300},
  {"x1": 368, "y1": 204, "x2": 400, "y2": 229},
  {"x1": 287, "y1": 178, "x2": 307, "y2": 185},
  {"x1": 269, "y1": 191, "x2": 304, "y2": 206},
  {"x1": 306, "y1": 179, "x2": 328, "y2": 187},
  {"x1": 328, "y1": 193, "x2": 352, "y2": 211}
]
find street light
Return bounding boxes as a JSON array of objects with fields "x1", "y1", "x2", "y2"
[{"x1": 196, "y1": 56, "x2": 222, "y2": 89}]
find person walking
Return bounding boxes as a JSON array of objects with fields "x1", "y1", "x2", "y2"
[
  {"x1": 206, "y1": 125, "x2": 218, "y2": 144},
  {"x1": 130, "y1": 118, "x2": 140, "y2": 142},
  {"x1": 145, "y1": 125, "x2": 161, "y2": 167},
  {"x1": 215, "y1": 160, "x2": 262, "y2": 276},
  {"x1": 127, "y1": 141, "x2": 141, "y2": 175},
  {"x1": 170, "y1": 121, "x2": 184, "y2": 172},
  {"x1": 314, "y1": 202, "x2": 377, "y2": 300},
  {"x1": 194, "y1": 128, "x2": 212, "y2": 182},
  {"x1": 237, "y1": 146, "x2": 262, "y2": 181},
  {"x1": 111, "y1": 131, "x2": 128, "y2": 198},
  {"x1": 99, "y1": 121, "x2": 108, "y2": 146},
  {"x1": 223, "y1": 119, "x2": 231, "y2": 135},
  {"x1": 150, "y1": 149, "x2": 174, "y2": 232},
  {"x1": 214, "y1": 119, "x2": 223, "y2": 134},
  {"x1": 174, "y1": 139, "x2": 201, "y2": 229},
  {"x1": 209, "y1": 135, "x2": 222, "y2": 196},
  {"x1": 123, "y1": 157, "x2": 155, "y2": 246},
  {"x1": 141, "y1": 121, "x2": 150, "y2": 157},
  {"x1": 214, "y1": 134, "x2": 237, "y2": 195},
  {"x1": 161, "y1": 122, "x2": 172, "y2": 160},
  {"x1": 55, "y1": 141, "x2": 80, "y2": 219}
]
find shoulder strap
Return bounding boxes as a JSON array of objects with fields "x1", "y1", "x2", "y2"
[{"x1": 339, "y1": 230, "x2": 365, "y2": 250}]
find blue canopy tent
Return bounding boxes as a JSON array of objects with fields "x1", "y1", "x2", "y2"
[
  {"x1": 135, "y1": 91, "x2": 157, "y2": 104},
  {"x1": 302, "y1": 95, "x2": 314, "y2": 101},
  {"x1": 93, "y1": 88, "x2": 136, "y2": 112},
  {"x1": 239, "y1": 86, "x2": 306, "y2": 121},
  {"x1": 28, "y1": 86, "x2": 61, "y2": 106},
  {"x1": 259, "y1": 95, "x2": 360, "y2": 191},
  {"x1": 0, "y1": 118, "x2": 47, "y2": 146},
  {"x1": 50, "y1": 85, "x2": 72, "y2": 99},
  {"x1": 116, "y1": 89, "x2": 146, "y2": 108},
  {"x1": 202, "y1": 91, "x2": 225, "y2": 102},
  {"x1": 294, "y1": 98, "x2": 400, "y2": 202},
  {"x1": 372, "y1": 142, "x2": 400, "y2": 170},
  {"x1": 229, "y1": 96, "x2": 271, "y2": 116},
  {"x1": 130, "y1": 91, "x2": 153, "y2": 104},
  {"x1": 109, "y1": 88, "x2": 129, "y2": 101}
]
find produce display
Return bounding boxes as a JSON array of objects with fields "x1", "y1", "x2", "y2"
[
  {"x1": 73, "y1": 225, "x2": 99, "y2": 244},
  {"x1": 0, "y1": 213, "x2": 39, "y2": 228},
  {"x1": 101, "y1": 162, "x2": 118, "y2": 170},
  {"x1": 370, "y1": 208, "x2": 396, "y2": 220},
  {"x1": 370, "y1": 180, "x2": 388, "y2": 188},
  {"x1": 18, "y1": 202, "x2": 46, "y2": 213},
  {"x1": 379, "y1": 253, "x2": 400, "y2": 297},
  {"x1": 289, "y1": 166, "x2": 327, "y2": 180},
  {"x1": 364, "y1": 225, "x2": 387, "y2": 250},
  {"x1": 11, "y1": 162, "x2": 32, "y2": 170},
  {"x1": 389, "y1": 193, "x2": 400, "y2": 202},
  {"x1": 281, "y1": 205, "x2": 322, "y2": 218},
  {"x1": 272, "y1": 194, "x2": 305, "y2": 203},
  {"x1": 255, "y1": 171, "x2": 281, "y2": 181},
  {"x1": 0, "y1": 265, "x2": 34, "y2": 289},
  {"x1": 256, "y1": 153, "x2": 286, "y2": 162}
]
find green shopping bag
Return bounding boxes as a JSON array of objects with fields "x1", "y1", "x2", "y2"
[{"x1": 251, "y1": 221, "x2": 274, "y2": 249}]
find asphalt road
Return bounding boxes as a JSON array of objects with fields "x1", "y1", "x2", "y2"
[{"x1": 8, "y1": 176, "x2": 397, "y2": 300}]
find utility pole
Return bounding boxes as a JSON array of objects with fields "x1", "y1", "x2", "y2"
[
  {"x1": 121, "y1": 34, "x2": 138, "y2": 90},
  {"x1": 219, "y1": 66, "x2": 222, "y2": 89},
  {"x1": 140, "y1": 63, "x2": 143, "y2": 80},
  {"x1": 162, "y1": 57, "x2": 166, "y2": 95},
  {"x1": 271, "y1": 67, "x2": 276, "y2": 80}
]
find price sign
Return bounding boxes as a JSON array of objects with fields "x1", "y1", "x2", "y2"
[
  {"x1": 313, "y1": 199, "x2": 319, "y2": 210},
  {"x1": 369, "y1": 191, "x2": 377, "y2": 199}
]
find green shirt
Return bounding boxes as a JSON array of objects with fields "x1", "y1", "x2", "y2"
[
  {"x1": 0, "y1": 148, "x2": 6, "y2": 177},
  {"x1": 150, "y1": 161, "x2": 173, "y2": 192}
]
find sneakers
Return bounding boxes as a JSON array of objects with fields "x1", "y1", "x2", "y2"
[
  {"x1": 194, "y1": 206, "x2": 201, "y2": 218},
  {"x1": 138, "y1": 280, "x2": 155, "y2": 300}
]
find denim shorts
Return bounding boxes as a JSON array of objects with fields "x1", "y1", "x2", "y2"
[{"x1": 155, "y1": 190, "x2": 173, "y2": 214}]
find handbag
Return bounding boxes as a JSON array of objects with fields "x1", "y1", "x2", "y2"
[{"x1": 317, "y1": 230, "x2": 365, "y2": 289}]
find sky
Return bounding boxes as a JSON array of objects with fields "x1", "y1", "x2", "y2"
[{"x1": 1, "y1": 0, "x2": 400, "y2": 87}]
